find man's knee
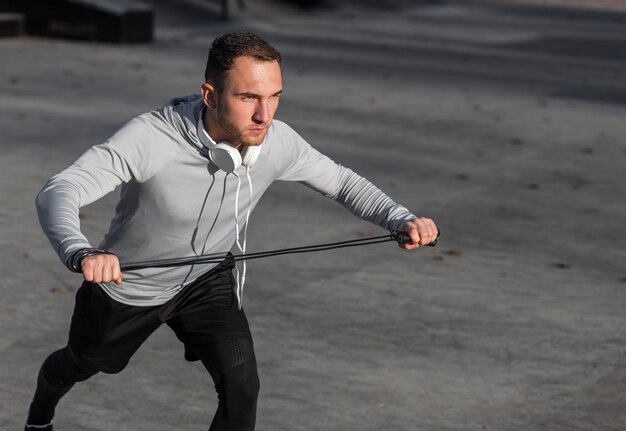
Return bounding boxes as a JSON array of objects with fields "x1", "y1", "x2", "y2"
[
  {"x1": 233, "y1": 360, "x2": 260, "y2": 400},
  {"x1": 41, "y1": 347, "x2": 98, "y2": 388},
  {"x1": 220, "y1": 337, "x2": 260, "y2": 400},
  {"x1": 67, "y1": 345, "x2": 128, "y2": 375},
  {"x1": 222, "y1": 356, "x2": 260, "y2": 400}
]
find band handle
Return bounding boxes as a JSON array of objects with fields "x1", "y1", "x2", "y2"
[{"x1": 391, "y1": 229, "x2": 440, "y2": 247}]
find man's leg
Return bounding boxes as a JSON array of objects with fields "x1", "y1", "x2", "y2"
[
  {"x1": 165, "y1": 259, "x2": 260, "y2": 431},
  {"x1": 26, "y1": 281, "x2": 162, "y2": 428},
  {"x1": 196, "y1": 335, "x2": 260, "y2": 431},
  {"x1": 26, "y1": 347, "x2": 97, "y2": 428},
  {"x1": 170, "y1": 319, "x2": 260, "y2": 431}
]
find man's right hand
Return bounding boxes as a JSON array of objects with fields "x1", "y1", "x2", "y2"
[{"x1": 81, "y1": 254, "x2": 124, "y2": 285}]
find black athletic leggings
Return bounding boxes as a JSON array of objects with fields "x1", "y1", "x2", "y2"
[{"x1": 29, "y1": 259, "x2": 260, "y2": 431}]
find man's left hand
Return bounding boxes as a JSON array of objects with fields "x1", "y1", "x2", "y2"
[{"x1": 400, "y1": 217, "x2": 438, "y2": 250}]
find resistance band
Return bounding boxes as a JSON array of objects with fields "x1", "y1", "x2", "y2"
[{"x1": 121, "y1": 230, "x2": 439, "y2": 272}]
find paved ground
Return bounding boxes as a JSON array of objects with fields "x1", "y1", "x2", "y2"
[{"x1": 1, "y1": 0, "x2": 626, "y2": 430}]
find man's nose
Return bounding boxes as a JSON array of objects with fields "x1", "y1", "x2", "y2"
[{"x1": 253, "y1": 101, "x2": 272, "y2": 124}]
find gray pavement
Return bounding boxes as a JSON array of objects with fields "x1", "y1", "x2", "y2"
[{"x1": 1, "y1": 0, "x2": 626, "y2": 429}]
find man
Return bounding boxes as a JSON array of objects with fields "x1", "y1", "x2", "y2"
[{"x1": 27, "y1": 32, "x2": 438, "y2": 431}]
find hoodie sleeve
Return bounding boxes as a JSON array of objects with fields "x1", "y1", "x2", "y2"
[
  {"x1": 36, "y1": 115, "x2": 180, "y2": 267},
  {"x1": 273, "y1": 122, "x2": 416, "y2": 232}
]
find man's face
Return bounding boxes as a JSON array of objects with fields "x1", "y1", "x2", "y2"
[{"x1": 212, "y1": 56, "x2": 283, "y2": 147}]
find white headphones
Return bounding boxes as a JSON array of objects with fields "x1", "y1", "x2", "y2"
[
  {"x1": 209, "y1": 142, "x2": 261, "y2": 173},
  {"x1": 198, "y1": 105, "x2": 262, "y2": 173}
]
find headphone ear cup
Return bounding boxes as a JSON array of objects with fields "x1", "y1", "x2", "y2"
[
  {"x1": 209, "y1": 142, "x2": 242, "y2": 173},
  {"x1": 241, "y1": 145, "x2": 261, "y2": 167}
]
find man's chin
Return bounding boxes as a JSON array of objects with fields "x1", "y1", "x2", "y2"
[{"x1": 241, "y1": 133, "x2": 268, "y2": 147}]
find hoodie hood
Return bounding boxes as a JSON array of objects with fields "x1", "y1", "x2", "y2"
[{"x1": 156, "y1": 94, "x2": 206, "y2": 152}]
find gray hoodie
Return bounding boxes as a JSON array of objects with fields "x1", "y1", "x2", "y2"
[{"x1": 36, "y1": 95, "x2": 416, "y2": 306}]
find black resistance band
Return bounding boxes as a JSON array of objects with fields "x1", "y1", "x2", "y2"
[{"x1": 121, "y1": 229, "x2": 439, "y2": 272}]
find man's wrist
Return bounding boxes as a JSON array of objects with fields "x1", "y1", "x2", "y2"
[{"x1": 67, "y1": 248, "x2": 114, "y2": 273}]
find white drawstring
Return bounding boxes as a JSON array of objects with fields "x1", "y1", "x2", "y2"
[{"x1": 232, "y1": 166, "x2": 253, "y2": 309}]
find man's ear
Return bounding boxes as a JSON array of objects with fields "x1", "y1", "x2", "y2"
[{"x1": 201, "y1": 83, "x2": 218, "y2": 110}]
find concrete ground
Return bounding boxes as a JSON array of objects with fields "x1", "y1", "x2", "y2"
[{"x1": 1, "y1": 0, "x2": 626, "y2": 429}]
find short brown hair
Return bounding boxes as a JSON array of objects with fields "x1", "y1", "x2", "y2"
[{"x1": 204, "y1": 32, "x2": 281, "y2": 88}]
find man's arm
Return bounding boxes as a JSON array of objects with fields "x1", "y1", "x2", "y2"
[
  {"x1": 36, "y1": 116, "x2": 176, "y2": 283},
  {"x1": 271, "y1": 123, "x2": 438, "y2": 247},
  {"x1": 321, "y1": 165, "x2": 438, "y2": 249},
  {"x1": 36, "y1": 144, "x2": 134, "y2": 284}
]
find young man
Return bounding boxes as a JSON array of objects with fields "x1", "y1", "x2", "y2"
[{"x1": 27, "y1": 32, "x2": 438, "y2": 431}]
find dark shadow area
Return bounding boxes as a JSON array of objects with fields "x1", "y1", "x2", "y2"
[
  {"x1": 490, "y1": 2, "x2": 626, "y2": 25},
  {"x1": 148, "y1": 0, "x2": 245, "y2": 22},
  {"x1": 505, "y1": 35, "x2": 626, "y2": 63},
  {"x1": 256, "y1": 1, "x2": 626, "y2": 108},
  {"x1": 273, "y1": 31, "x2": 626, "y2": 104},
  {"x1": 553, "y1": 86, "x2": 626, "y2": 105},
  {"x1": 150, "y1": 0, "x2": 226, "y2": 29},
  {"x1": 272, "y1": 0, "x2": 443, "y2": 11}
]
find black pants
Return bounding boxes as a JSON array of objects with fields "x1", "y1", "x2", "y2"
[{"x1": 30, "y1": 258, "x2": 260, "y2": 431}]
